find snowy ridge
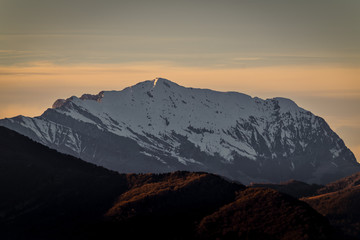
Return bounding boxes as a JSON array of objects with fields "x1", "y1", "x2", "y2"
[
  {"x1": 54, "y1": 79, "x2": 297, "y2": 161},
  {"x1": 1, "y1": 78, "x2": 358, "y2": 184},
  {"x1": 15, "y1": 115, "x2": 83, "y2": 155}
]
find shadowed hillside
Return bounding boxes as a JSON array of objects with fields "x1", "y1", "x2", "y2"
[
  {"x1": 197, "y1": 188, "x2": 336, "y2": 240},
  {"x1": 0, "y1": 126, "x2": 343, "y2": 240},
  {"x1": 0, "y1": 126, "x2": 130, "y2": 239},
  {"x1": 303, "y1": 172, "x2": 360, "y2": 239},
  {"x1": 105, "y1": 172, "x2": 244, "y2": 239},
  {"x1": 316, "y1": 172, "x2": 360, "y2": 195},
  {"x1": 0, "y1": 126, "x2": 243, "y2": 239}
]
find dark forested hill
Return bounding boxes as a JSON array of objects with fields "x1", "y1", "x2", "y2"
[
  {"x1": 197, "y1": 188, "x2": 335, "y2": 240},
  {"x1": 303, "y1": 172, "x2": 360, "y2": 239},
  {"x1": 0, "y1": 126, "x2": 340, "y2": 240},
  {"x1": 0, "y1": 126, "x2": 130, "y2": 239}
]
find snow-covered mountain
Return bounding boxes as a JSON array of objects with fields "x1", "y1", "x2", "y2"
[{"x1": 1, "y1": 78, "x2": 358, "y2": 184}]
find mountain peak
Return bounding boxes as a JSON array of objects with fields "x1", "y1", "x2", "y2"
[
  {"x1": 80, "y1": 91, "x2": 104, "y2": 102},
  {"x1": 272, "y1": 97, "x2": 302, "y2": 113},
  {"x1": 152, "y1": 77, "x2": 178, "y2": 89},
  {"x1": 52, "y1": 91, "x2": 104, "y2": 109},
  {"x1": 52, "y1": 99, "x2": 66, "y2": 109}
]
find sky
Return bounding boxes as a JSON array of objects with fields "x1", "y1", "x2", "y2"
[{"x1": 0, "y1": 0, "x2": 359, "y2": 160}]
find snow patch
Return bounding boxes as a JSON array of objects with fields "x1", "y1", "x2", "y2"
[
  {"x1": 330, "y1": 148, "x2": 341, "y2": 158},
  {"x1": 290, "y1": 161, "x2": 295, "y2": 171}
]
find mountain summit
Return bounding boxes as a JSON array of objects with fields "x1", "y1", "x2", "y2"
[{"x1": 1, "y1": 78, "x2": 358, "y2": 184}]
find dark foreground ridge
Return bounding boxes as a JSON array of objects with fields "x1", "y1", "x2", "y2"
[{"x1": 0, "y1": 126, "x2": 343, "y2": 239}]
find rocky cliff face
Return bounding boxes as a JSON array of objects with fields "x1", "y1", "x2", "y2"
[{"x1": 1, "y1": 78, "x2": 358, "y2": 184}]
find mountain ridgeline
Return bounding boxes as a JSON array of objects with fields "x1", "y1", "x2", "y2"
[{"x1": 0, "y1": 78, "x2": 358, "y2": 184}]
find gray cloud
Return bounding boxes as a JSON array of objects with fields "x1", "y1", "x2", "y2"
[{"x1": 0, "y1": 0, "x2": 359, "y2": 67}]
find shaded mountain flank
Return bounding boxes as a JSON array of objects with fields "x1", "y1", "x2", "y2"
[
  {"x1": 1, "y1": 78, "x2": 358, "y2": 185},
  {"x1": 0, "y1": 126, "x2": 343, "y2": 239},
  {"x1": 250, "y1": 180, "x2": 323, "y2": 198}
]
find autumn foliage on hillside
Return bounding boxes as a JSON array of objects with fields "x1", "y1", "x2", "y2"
[
  {"x1": 104, "y1": 172, "x2": 244, "y2": 239},
  {"x1": 303, "y1": 174, "x2": 360, "y2": 239},
  {"x1": 197, "y1": 188, "x2": 335, "y2": 240},
  {"x1": 316, "y1": 172, "x2": 360, "y2": 195}
]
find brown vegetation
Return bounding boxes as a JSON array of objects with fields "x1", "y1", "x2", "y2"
[
  {"x1": 303, "y1": 174, "x2": 360, "y2": 239},
  {"x1": 104, "y1": 171, "x2": 244, "y2": 239},
  {"x1": 197, "y1": 188, "x2": 335, "y2": 240},
  {"x1": 316, "y1": 172, "x2": 360, "y2": 195}
]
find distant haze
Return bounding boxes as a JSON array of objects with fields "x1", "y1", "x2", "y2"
[{"x1": 0, "y1": 0, "x2": 359, "y2": 160}]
